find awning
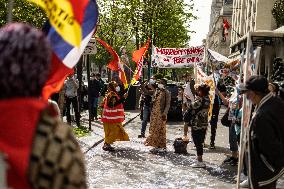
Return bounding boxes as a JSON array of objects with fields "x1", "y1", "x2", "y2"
[{"x1": 208, "y1": 49, "x2": 230, "y2": 63}]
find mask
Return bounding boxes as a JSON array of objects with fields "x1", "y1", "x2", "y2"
[
  {"x1": 115, "y1": 86, "x2": 120, "y2": 92},
  {"x1": 149, "y1": 79, "x2": 156, "y2": 85},
  {"x1": 158, "y1": 84, "x2": 164, "y2": 89}
]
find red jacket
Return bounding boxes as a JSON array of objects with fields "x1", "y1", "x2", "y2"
[
  {"x1": 0, "y1": 98, "x2": 47, "y2": 189},
  {"x1": 101, "y1": 92, "x2": 125, "y2": 123}
]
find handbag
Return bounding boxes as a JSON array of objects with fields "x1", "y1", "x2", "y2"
[{"x1": 221, "y1": 107, "x2": 232, "y2": 127}]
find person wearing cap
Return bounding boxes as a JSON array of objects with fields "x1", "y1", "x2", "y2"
[
  {"x1": 239, "y1": 75, "x2": 284, "y2": 189},
  {"x1": 0, "y1": 23, "x2": 86, "y2": 189}
]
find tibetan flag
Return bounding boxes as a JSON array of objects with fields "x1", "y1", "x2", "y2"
[
  {"x1": 28, "y1": 0, "x2": 88, "y2": 47},
  {"x1": 41, "y1": 0, "x2": 99, "y2": 100},
  {"x1": 96, "y1": 38, "x2": 128, "y2": 88},
  {"x1": 131, "y1": 38, "x2": 150, "y2": 85}
]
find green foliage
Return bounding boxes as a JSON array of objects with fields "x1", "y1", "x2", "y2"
[
  {"x1": 0, "y1": 0, "x2": 46, "y2": 28},
  {"x1": 73, "y1": 126, "x2": 90, "y2": 138},
  {"x1": 95, "y1": 0, "x2": 196, "y2": 69},
  {"x1": 174, "y1": 67, "x2": 194, "y2": 77},
  {"x1": 272, "y1": 0, "x2": 284, "y2": 27},
  {"x1": 153, "y1": 73, "x2": 164, "y2": 79}
]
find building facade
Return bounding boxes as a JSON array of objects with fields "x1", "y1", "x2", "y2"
[
  {"x1": 206, "y1": 0, "x2": 233, "y2": 57},
  {"x1": 230, "y1": 0, "x2": 277, "y2": 47},
  {"x1": 229, "y1": 0, "x2": 284, "y2": 79}
]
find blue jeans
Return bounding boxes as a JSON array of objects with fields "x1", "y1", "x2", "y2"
[
  {"x1": 141, "y1": 105, "x2": 150, "y2": 136},
  {"x1": 229, "y1": 124, "x2": 238, "y2": 152}
]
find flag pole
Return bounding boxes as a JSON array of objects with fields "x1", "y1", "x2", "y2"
[
  {"x1": 236, "y1": 32, "x2": 252, "y2": 189},
  {"x1": 123, "y1": 63, "x2": 135, "y2": 74},
  {"x1": 7, "y1": 0, "x2": 14, "y2": 23}
]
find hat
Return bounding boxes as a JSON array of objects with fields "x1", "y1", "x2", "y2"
[
  {"x1": 239, "y1": 75, "x2": 268, "y2": 93},
  {"x1": 0, "y1": 23, "x2": 51, "y2": 99}
]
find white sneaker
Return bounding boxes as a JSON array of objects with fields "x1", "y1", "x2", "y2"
[
  {"x1": 240, "y1": 179, "x2": 249, "y2": 188},
  {"x1": 191, "y1": 161, "x2": 206, "y2": 168}
]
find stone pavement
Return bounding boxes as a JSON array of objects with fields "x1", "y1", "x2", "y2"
[{"x1": 76, "y1": 110, "x2": 141, "y2": 153}]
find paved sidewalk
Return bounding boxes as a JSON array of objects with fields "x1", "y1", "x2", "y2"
[{"x1": 76, "y1": 110, "x2": 140, "y2": 152}]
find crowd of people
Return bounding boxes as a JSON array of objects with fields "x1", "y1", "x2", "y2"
[
  {"x1": 0, "y1": 23, "x2": 284, "y2": 189},
  {"x1": 135, "y1": 71, "x2": 284, "y2": 189}
]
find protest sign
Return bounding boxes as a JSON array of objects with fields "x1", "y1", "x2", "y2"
[{"x1": 152, "y1": 46, "x2": 204, "y2": 68}]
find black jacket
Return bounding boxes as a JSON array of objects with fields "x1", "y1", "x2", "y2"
[
  {"x1": 248, "y1": 93, "x2": 284, "y2": 188},
  {"x1": 89, "y1": 79, "x2": 104, "y2": 98}
]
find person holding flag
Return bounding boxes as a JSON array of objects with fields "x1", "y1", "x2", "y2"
[{"x1": 101, "y1": 81, "x2": 130, "y2": 151}]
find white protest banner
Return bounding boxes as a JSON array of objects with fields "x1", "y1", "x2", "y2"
[{"x1": 151, "y1": 46, "x2": 205, "y2": 68}]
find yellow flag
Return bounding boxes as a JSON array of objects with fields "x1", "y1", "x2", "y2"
[{"x1": 28, "y1": 0, "x2": 82, "y2": 47}]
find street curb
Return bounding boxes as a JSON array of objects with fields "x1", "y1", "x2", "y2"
[{"x1": 84, "y1": 113, "x2": 141, "y2": 154}]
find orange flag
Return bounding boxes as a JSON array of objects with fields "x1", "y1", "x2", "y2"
[
  {"x1": 132, "y1": 38, "x2": 151, "y2": 64},
  {"x1": 131, "y1": 38, "x2": 151, "y2": 85},
  {"x1": 96, "y1": 37, "x2": 128, "y2": 88},
  {"x1": 96, "y1": 37, "x2": 119, "y2": 71}
]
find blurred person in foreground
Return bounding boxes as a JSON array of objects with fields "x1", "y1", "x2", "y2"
[
  {"x1": 240, "y1": 75, "x2": 284, "y2": 189},
  {"x1": 0, "y1": 23, "x2": 86, "y2": 189},
  {"x1": 101, "y1": 81, "x2": 129, "y2": 151}
]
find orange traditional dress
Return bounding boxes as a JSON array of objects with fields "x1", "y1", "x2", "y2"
[{"x1": 101, "y1": 91, "x2": 129, "y2": 144}]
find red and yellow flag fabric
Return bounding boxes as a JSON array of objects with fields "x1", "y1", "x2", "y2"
[
  {"x1": 96, "y1": 38, "x2": 119, "y2": 71},
  {"x1": 28, "y1": 0, "x2": 89, "y2": 47},
  {"x1": 131, "y1": 38, "x2": 150, "y2": 85},
  {"x1": 96, "y1": 37, "x2": 128, "y2": 88}
]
